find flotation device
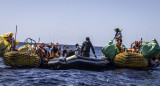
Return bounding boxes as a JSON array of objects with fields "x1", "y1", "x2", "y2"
[
  {"x1": 18, "y1": 44, "x2": 35, "y2": 54},
  {"x1": 50, "y1": 51, "x2": 59, "y2": 59},
  {"x1": 0, "y1": 32, "x2": 19, "y2": 57},
  {"x1": 102, "y1": 40, "x2": 119, "y2": 61},
  {"x1": 141, "y1": 39, "x2": 160, "y2": 59},
  {"x1": 48, "y1": 55, "x2": 109, "y2": 70},
  {"x1": 0, "y1": 32, "x2": 19, "y2": 45},
  {"x1": 3, "y1": 51, "x2": 40, "y2": 67},
  {"x1": 114, "y1": 52, "x2": 148, "y2": 68},
  {"x1": 0, "y1": 37, "x2": 12, "y2": 57},
  {"x1": 0, "y1": 32, "x2": 13, "y2": 39}
]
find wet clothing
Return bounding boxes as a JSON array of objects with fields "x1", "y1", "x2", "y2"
[
  {"x1": 63, "y1": 49, "x2": 75, "y2": 57},
  {"x1": 81, "y1": 41, "x2": 95, "y2": 57}
]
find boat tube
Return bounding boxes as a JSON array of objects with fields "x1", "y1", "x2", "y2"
[{"x1": 48, "y1": 55, "x2": 110, "y2": 70}]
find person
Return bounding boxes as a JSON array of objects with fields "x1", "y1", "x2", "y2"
[
  {"x1": 3, "y1": 32, "x2": 19, "y2": 51},
  {"x1": 130, "y1": 41, "x2": 141, "y2": 53},
  {"x1": 114, "y1": 28, "x2": 122, "y2": 42},
  {"x1": 75, "y1": 44, "x2": 81, "y2": 55},
  {"x1": 51, "y1": 43, "x2": 60, "y2": 58},
  {"x1": 57, "y1": 43, "x2": 61, "y2": 57},
  {"x1": 62, "y1": 46, "x2": 75, "y2": 57},
  {"x1": 128, "y1": 38, "x2": 143, "y2": 53},
  {"x1": 114, "y1": 28, "x2": 124, "y2": 53},
  {"x1": 81, "y1": 37, "x2": 97, "y2": 58},
  {"x1": 37, "y1": 42, "x2": 49, "y2": 62},
  {"x1": 44, "y1": 44, "x2": 53, "y2": 57}
]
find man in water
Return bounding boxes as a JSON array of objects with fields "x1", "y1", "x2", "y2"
[
  {"x1": 81, "y1": 37, "x2": 97, "y2": 58},
  {"x1": 62, "y1": 46, "x2": 75, "y2": 57}
]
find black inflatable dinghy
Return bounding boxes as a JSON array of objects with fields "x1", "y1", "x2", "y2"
[{"x1": 48, "y1": 55, "x2": 110, "y2": 70}]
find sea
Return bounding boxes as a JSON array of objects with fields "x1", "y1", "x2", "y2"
[{"x1": 0, "y1": 42, "x2": 160, "y2": 86}]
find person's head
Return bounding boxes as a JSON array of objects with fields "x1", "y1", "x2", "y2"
[
  {"x1": 41, "y1": 42, "x2": 45, "y2": 47},
  {"x1": 9, "y1": 33, "x2": 13, "y2": 38},
  {"x1": 54, "y1": 43, "x2": 58, "y2": 48},
  {"x1": 114, "y1": 28, "x2": 120, "y2": 32},
  {"x1": 86, "y1": 37, "x2": 90, "y2": 41},
  {"x1": 135, "y1": 41, "x2": 138, "y2": 44},
  {"x1": 63, "y1": 46, "x2": 66, "y2": 49},
  {"x1": 76, "y1": 44, "x2": 79, "y2": 47},
  {"x1": 49, "y1": 44, "x2": 52, "y2": 48}
]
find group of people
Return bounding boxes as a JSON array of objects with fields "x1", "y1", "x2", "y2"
[
  {"x1": 2, "y1": 28, "x2": 144, "y2": 62},
  {"x1": 114, "y1": 28, "x2": 143, "y2": 53},
  {"x1": 36, "y1": 37, "x2": 97, "y2": 62},
  {"x1": 37, "y1": 42, "x2": 61, "y2": 62},
  {"x1": 34, "y1": 27, "x2": 145, "y2": 63}
]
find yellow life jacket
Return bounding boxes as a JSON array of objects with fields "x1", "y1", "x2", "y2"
[
  {"x1": 0, "y1": 32, "x2": 13, "y2": 39},
  {"x1": 0, "y1": 37, "x2": 12, "y2": 57}
]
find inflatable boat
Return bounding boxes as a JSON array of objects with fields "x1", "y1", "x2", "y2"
[{"x1": 48, "y1": 55, "x2": 110, "y2": 70}]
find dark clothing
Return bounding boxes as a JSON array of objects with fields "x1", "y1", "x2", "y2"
[
  {"x1": 52, "y1": 46, "x2": 58, "y2": 53},
  {"x1": 115, "y1": 31, "x2": 122, "y2": 42},
  {"x1": 81, "y1": 52, "x2": 90, "y2": 57},
  {"x1": 133, "y1": 43, "x2": 139, "y2": 49},
  {"x1": 81, "y1": 41, "x2": 95, "y2": 57},
  {"x1": 63, "y1": 49, "x2": 75, "y2": 57}
]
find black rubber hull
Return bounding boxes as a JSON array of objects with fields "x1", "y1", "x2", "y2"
[{"x1": 48, "y1": 55, "x2": 110, "y2": 70}]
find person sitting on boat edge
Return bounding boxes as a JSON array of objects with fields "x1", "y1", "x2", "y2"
[
  {"x1": 81, "y1": 37, "x2": 97, "y2": 58},
  {"x1": 130, "y1": 41, "x2": 141, "y2": 53},
  {"x1": 75, "y1": 43, "x2": 81, "y2": 55},
  {"x1": 50, "y1": 43, "x2": 60, "y2": 58},
  {"x1": 37, "y1": 42, "x2": 49, "y2": 62},
  {"x1": 63, "y1": 46, "x2": 75, "y2": 57},
  {"x1": 44, "y1": 43, "x2": 53, "y2": 57},
  {"x1": 57, "y1": 43, "x2": 62, "y2": 57},
  {"x1": 128, "y1": 38, "x2": 143, "y2": 53}
]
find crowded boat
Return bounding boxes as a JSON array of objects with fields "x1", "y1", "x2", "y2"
[{"x1": 0, "y1": 28, "x2": 160, "y2": 70}]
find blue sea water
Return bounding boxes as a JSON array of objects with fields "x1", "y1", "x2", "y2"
[{"x1": 0, "y1": 43, "x2": 160, "y2": 86}]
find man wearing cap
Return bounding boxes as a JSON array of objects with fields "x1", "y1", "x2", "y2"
[
  {"x1": 114, "y1": 28, "x2": 123, "y2": 53},
  {"x1": 114, "y1": 28, "x2": 122, "y2": 43}
]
